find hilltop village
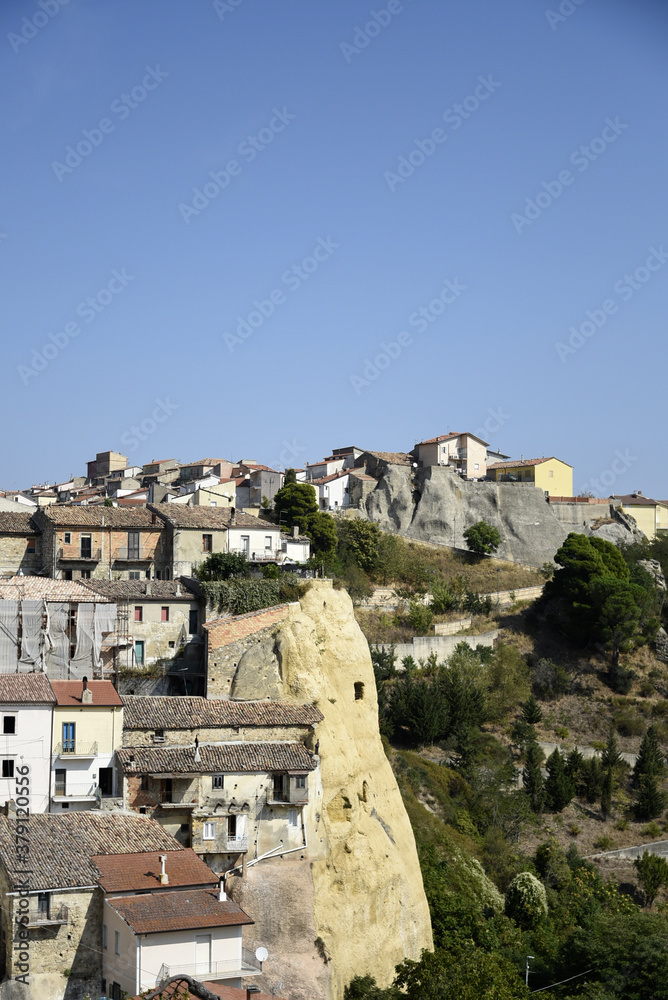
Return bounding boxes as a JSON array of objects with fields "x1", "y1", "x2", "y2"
[{"x1": 0, "y1": 435, "x2": 665, "y2": 1000}]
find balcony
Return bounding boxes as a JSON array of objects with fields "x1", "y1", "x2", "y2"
[
  {"x1": 52, "y1": 781, "x2": 98, "y2": 801},
  {"x1": 224, "y1": 835, "x2": 249, "y2": 852},
  {"x1": 113, "y1": 546, "x2": 152, "y2": 562},
  {"x1": 155, "y1": 790, "x2": 198, "y2": 809},
  {"x1": 57, "y1": 548, "x2": 101, "y2": 563},
  {"x1": 266, "y1": 786, "x2": 308, "y2": 807},
  {"x1": 54, "y1": 741, "x2": 98, "y2": 758},
  {"x1": 157, "y1": 948, "x2": 262, "y2": 985},
  {"x1": 228, "y1": 547, "x2": 280, "y2": 563},
  {"x1": 26, "y1": 904, "x2": 69, "y2": 928}
]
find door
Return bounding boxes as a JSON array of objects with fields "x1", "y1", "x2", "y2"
[
  {"x1": 55, "y1": 768, "x2": 66, "y2": 796},
  {"x1": 134, "y1": 640, "x2": 145, "y2": 666},
  {"x1": 62, "y1": 723, "x2": 75, "y2": 753},
  {"x1": 188, "y1": 609, "x2": 198, "y2": 634},
  {"x1": 80, "y1": 534, "x2": 92, "y2": 559},
  {"x1": 195, "y1": 933, "x2": 212, "y2": 976},
  {"x1": 241, "y1": 535, "x2": 250, "y2": 556},
  {"x1": 127, "y1": 530, "x2": 140, "y2": 560},
  {"x1": 273, "y1": 774, "x2": 286, "y2": 801},
  {"x1": 99, "y1": 767, "x2": 113, "y2": 797}
]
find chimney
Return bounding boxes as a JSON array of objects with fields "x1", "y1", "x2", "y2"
[
  {"x1": 292, "y1": 525, "x2": 299, "y2": 538},
  {"x1": 145, "y1": 582, "x2": 152, "y2": 596},
  {"x1": 218, "y1": 875, "x2": 226, "y2": 901},
  {"x1": 159, "y1": 855, "x2": 169, "y2": 884},
  {"x1": 82, "y1": 676, "x2": 93, "y2": 704},
  {"x1": 230, "y1": 507, "x2": 236, "y2": 523}
]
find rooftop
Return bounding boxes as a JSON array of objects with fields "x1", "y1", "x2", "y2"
[
  {"x1": 0, "y1": 576, "x2": 112, "y2": 602},
  {"x1": 415, "y1": 431, "x2": 489, "y2": 447},
  {"x1": 362, "y1": 450, "x2": 412, "y2": 466},
  {"x1": 612, "y1": 493, "x2": 668, "y2": 507},
  {"x1": 203, "y1": 605, "x2": 292, "y2": 648},
  {"x1": 137, "y1": 978, "x2": 285, "y2": 1000},
  {"x1": 82, "y1": 578, "x2": 199, "y2": 601},
  {"x1": 150, "y1": 505, "x2": 272, "y2": 530},
  {"x1": 37, "y1": 505, "x2": 159, "y2": 527},
  {"x1": 0, "y1": 511, "x2": 39, "y2": 535},
  {"x1": 0, "y1": 813, "x2": 182, "y2": 890},
  {"x1": 487, "y1": 457, "x2": 572, "y2": 470},
  {"x1": 51, "y1": 680, "x2": 124, "y2": 707},
  {"x1": 94, "y1": 849, "x2": 216, "y2": 893},
  {"x1": 108, "y1": 887, "x2": 253, "y2": 935},
  {"x1": 122, "y1": 696, "x2": 323, "y2": 730},
  {"x1": 0, "y1": 674, "x2": 56, "y2": 705},
  {"x1": 117, "y1": 741, "x2": 316, "y2": 775}
]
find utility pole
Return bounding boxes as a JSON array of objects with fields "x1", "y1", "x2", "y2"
[{"x1": 526, "y1": 955, "x2": 534, "y2": 988}]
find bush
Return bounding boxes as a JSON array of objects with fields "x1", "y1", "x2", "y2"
[
  {"x1": 342, "y1": 563, "x2": 372, "y2": 604},
  {"x1": 642, "y1": 821, "x2": 662, "y2": 839},
  {"x1": 504, "y1": 871, "x2": 548, "y2": 927},
  {"x1": 532, "y1": 658, "x2": 570, "y2": 700},
  {"x1": 593, "y1": 835, "x2": 615, "y2": 852},
  {"x1": 463, "y1": 521, "x2": 502, "y2": 556},
  {"x1": 613, "y1": 708, "x2": 645, "y2": 737},
  {"x1": 608, "y1": 661, "x2": 636, "y2": 695},
  {"x1": 430, "y1": 581, "x2": 460, "y2": 614},
  {"x1": 407, "y1": 600, "x2": 434, "y2": 635}
]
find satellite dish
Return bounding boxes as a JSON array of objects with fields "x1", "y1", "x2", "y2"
[{"x1": 255, "y1": 946, "x2": 269, "y2": 963}]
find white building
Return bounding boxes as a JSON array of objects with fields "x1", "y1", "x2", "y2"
[
  {"x1": 99, "y1": 849, "x2": 258, "y2": 996},
  {"x1": 0, "y1": 674, "x2": 55, "y2": 814}
]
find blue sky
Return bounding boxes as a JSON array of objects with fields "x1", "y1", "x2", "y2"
[{"x1": 2, "y1": 0, "x2": 667, "y2": 498}]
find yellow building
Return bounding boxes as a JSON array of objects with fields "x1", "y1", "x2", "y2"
[
  {"x1": 612, "y1": 493, "x2": 668, "y2": 541},
  {"x1": 487, "y1": 457, "x2": 573, "y2": 497},
  {"x1": 51, "y1": 679, "x2": 123, "y2": 811}
]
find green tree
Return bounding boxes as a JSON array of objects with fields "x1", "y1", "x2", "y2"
[
  {"x1": 407, "y1": 600, "x2": 433, "y2": 635},
  {"x1": 463, "y1": 521, "x2": 502, "y2": 556},
  {"x1": 307, "y1": 511, "x2": 338, "y2": 559},
  {"x1": 521, "y1": 694, "x2": 542, "y2": 725},
  {"x1": 504, "y1": 871, "x2": 548, "y2": 928},
  {"x1": 283, "y1": 468, "x2": 297, "y2": 485},
  {"x1": 273, "y1": 481, "x2": 318, "y2": 531},
  {"x1": 522, "y1": 740, "x2": 545, "y2": 813},
  {"x1": 337, "y1": 519, "x2": 382, "y2": 573},
  {"x1": 634, "y1": 851, "x2": 668, "y2": 908},
  {"x1": 196, "y1": 551, "x2": 249, "y2": 581},
  {"x1": 545, "y1": 748, "x2": 575, "y2": 812},
  {"x1": 634, "y1": 726, "x2": 665, "y2": 785},
  {"x1": 565, "y1": 911, "x2": 668, "y2": 1000},
  {"x1": 636, "y1": 772, "x2": 666, "y2": 821}
]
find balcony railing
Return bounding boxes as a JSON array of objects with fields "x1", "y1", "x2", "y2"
[
  {"x1": 224, "y1": 835, "x2": 249, "y2": 852},
  {"x1": 228, "y1": 547, "x2": 280, "y2": 562},
  {"x1": 266, "y1": 787, "x2": 308, "y2": 807},
  {"x1": 155, "y1": 790, "x2": 198, "y2": 808},
  {"x1": 114, "y1": 546, "x2": 151, "y2": 562},
  {"x1": 26, "y1": 904, "x2": 69, "y2": 928},
  {"x1": 53, "y1": 781, "x2": 98, "y2": 800},
  {"x1": 157, "y1": 948, "x2": 262, "y2": 985},
  {"x1": 54, "y1": 741, "x2": 98, "y2": 758},
  {"x1": 57, "y1": 548, "x2": 101, "y2": 562}
]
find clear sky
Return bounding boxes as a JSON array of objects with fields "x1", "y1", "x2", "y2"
[{"x1": 2, "y1": 0, "x2": 667, "y2": 498}]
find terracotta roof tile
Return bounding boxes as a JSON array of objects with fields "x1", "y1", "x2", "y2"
[
  {"x1": 0, "y1": 577, "x2": 111, "y2": 602},
  {"x1": 150, "y1": 505, "x2": 272, "y2": 530},
  {"x1": 0, "y1": 674, "x2": 56, "y2": 704},
  {"x1": 94, "y1": 849, "x2": 216, "y2": 892},
  {"x1": 122, "y1": 696, "x2": 323, "y2": 730},
  {"x1": 488, "y1": 457, "x2": 572, "y2": 470},
  {"x1": 203, "y1": 605, "x2": 291, "y2": 648},
  {"x1": 51, "y1": 680, "x2": 123, "y2": 707},
  {"x1": 108, "y1": 887, "x2": 252, "y2": 934},
  {"x1": 0, "y1": 512, "x2": 39, "y2": 535},
  {"x1": 0, "y1": 813, "x2": 183, "y2": 890},
  {"x1": 136, "y1": 979, "x2": 286, "y2": 1000},
  {"x1": 37, "y1": 506, "x2": 159, "y2": 527},
  {"x1": 117, "y1": 741, "x2": 316, "y2": 775},
  {"x1": 82, "y1": 579, "x2": 199, "y2": 601}
]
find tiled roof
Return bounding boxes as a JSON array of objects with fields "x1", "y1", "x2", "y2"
[
  {"x1": 0, "y1": 813, "x2": 183, "y2": 890},
  {"x1": 488, "y1": 457, "x2": 572, "y2": 470},
  {"x1": 363, "y1": 451, "x2": 412, "y2": 466},
  {"x1": 349, "y1": 472, "x2": 375, "y2": 481},
  {"x1": 0, "y1": 512, "x2": 38, "y2": 535},
  {"x1": 203, "y1": 605, "x2": 291, "y2": 648},
  {"x1": 122, "y1": 696, "x2": 323, "y2": 730},
  {"x1": 416, "y1": 431, "x2": 489, "y2": 447},
  {"x1": 0, "y1": 577, "x2": 111, "y2": 602},
  {"x1": 82, "y1": 579, "x2": 199, "y2": 601},
  {"x1": 613, "y1": 494, "x2": 668, "y2": 507},
  {"x1": 137, "y1": 978, "x2": 284, "y2": 1000},
  {"x1": 117, "y1": 741, "x2": 316, "y2": 775},
  {"x1": 37, "y1": 506, "x2": 159, "y2": 527},
  {"x1": 0, "y1": 674, "x2": 56, "y2": 704},
  {"x1": 150, "y1": 505, "x2": 272, "y2": 530},
  {"x1": 51, "y1": 680, "x2": 123, "y2": 707},
  {"x1": 108, "y1": 887, "x2": 252, "y2": 934},
  {"x1": 94, "y1": 849, "x2": 216, "y2": 892}
]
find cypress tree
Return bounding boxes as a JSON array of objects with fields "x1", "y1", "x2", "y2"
[
  {"x1": 545, "y1": 748, "x2": 575, "y2": 813},
  {"x1": 523, "y1": 740, "x2": 545, "y2": 814},
  {"x1": 522, "y1": 694, "x2": 543, "y2": 726},
  {"x1": 634, "y1": 726, "x2": 665, "y2": 786}
]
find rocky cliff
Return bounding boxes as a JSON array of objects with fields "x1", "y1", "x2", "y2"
[
  {"x1": 227, "y1": 581, "x2": 433, "y2": 1000},
  {"x1": 364, "y1": 464, "x2": 638, "y2": 565}
]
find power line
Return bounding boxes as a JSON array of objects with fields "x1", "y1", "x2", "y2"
[{"x1": 531, "y1": 969, "x2": 593, "y2": 994}]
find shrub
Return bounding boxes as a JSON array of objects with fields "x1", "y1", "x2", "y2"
[
  {"x1": 532, "y1": 658, "x2": 570, "y2": 700},
  {"x1": 430, "y1": 581, "x2": 460, "y2": 614},
  {"x1": 407, "y1": 600, "x2": 433, "y2": 635},
  {"x1": 613, "y1": 708, "x2": 645, "y2": 737},
  {"x1": 569, "y1": 824, "x2": 582, "y2": 837},
  {"x1": 463, "y1": 521, "x2": 502, "y2": 556},
  {"x1": 593, "y1": 835, "x2": 615, "y2": 852},
  {"x1": 504, "y1": 871, "x2": 548, "y2": 927},
  {"x1": 615, "y1": 818, "x2": 629, "y2": 831},
  {"x1": 642, "y1": 821, "x2": 662, "y2": 839}
]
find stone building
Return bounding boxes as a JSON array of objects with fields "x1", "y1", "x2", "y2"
[
  {"x1": 0, "y1": 512, "x2": 41, "y2": 578},
  {"x1": 0, "y1": 674, "x2": 56, "y2": 814},
  {"x1": 202, "y1": 605, "x2": 293, "y2": 700},
  {"x1": 0, "y1": 811, "x2": 182, "y2": 1000}
]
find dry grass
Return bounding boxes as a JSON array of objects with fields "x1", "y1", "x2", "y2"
[{"x1": 385, "y1": 538, "x2": 544, "y2": 593}]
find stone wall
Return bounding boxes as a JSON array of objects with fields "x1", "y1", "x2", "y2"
[
  {"x1": 205, "y1": 606, "x2": 291, "y2": 699},
  {"x1": 0, "y1": 537, "x2": 42, "y2": 578},
  {"x1": 378, "y1": 629, "x2": 499, "y2": 664},
  {"x1": 122, "y1": 723, "x2": 314, "y2": 748}
]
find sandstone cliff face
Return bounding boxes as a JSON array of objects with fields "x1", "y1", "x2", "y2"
[
  {"x1": 228, "y1": 581, "x2": 433, "y2": 1000},
  {"x1": 364, "y1": 464, "x2": 637, "y2": 566}
]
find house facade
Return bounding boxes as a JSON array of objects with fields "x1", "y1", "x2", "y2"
[
  {"x1": 0, "y1": 674, "x2": 56, "y2": 813},
  {"x1": 611, "y1": 493, "x2": 668, "y2": 540},
  {"x1": 487, "y1": 457, "x2": 573, "y2": 497},
  {"x1": 50, "y1": 679, "x2": 123, "y2": 811},
  {"x1": 413, "y1": 432, "x2": 489, "y2": 479},
  {"x1": 0, "y1": 511, "x2": 41, "y2": 577}
]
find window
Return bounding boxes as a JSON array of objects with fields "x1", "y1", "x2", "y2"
[
  {"x1": 474, "y1": 463, "x2": 479, "y2": 471},
  {"x1": 140, "y1": 775, "x2": 149, "y2": 791},
  {"x1": 295, "y1": 775, "x2": 306, "y2": 789},
  {"x1": 3, "y1": 717, "x2": 15, "y2": 735},
  {"x1": 129, "y1": 571, "x2": 140, "y2": 580},
  {"x1": 153, "y1": 729, "x2": 164, "y2": 743},
  {"x1": 134, "y1": 606, "x2": 143, "y2": 622},
  {"x1": 227, "y1": 815, "x2": 237, "y2": 839},
  {"x1": 212, "y1": 774, "x2": 224, "y2": 790},
  {"x1": 161, "y1": 606, "x2": 169, "y2": 622},
  {"x1": 64, "y1": 532, "x2": 71, "y2": 545},
  {"x1": 288, "y1": 808, "x2": 298, "y2": 828},
  {"x1": 210, "y1": 501, "x2": 217, "y2": 506},
  {"x1": 26, "y1": 538, "x2": 35, "y2": 554},
  {"x1": 189, "y1": 609, "x2": 198, "y2": 634},
  {"x1": 2, "y1": 760, "x2": 14, "y2": 778},
  {"x1": 80, "y1": 534, "x2": 92, "y2": 558},
  {"x1": 127, "y1": 530, "x2": 140, "y2": 560},
  {"x1": 101, "y1": 980, "x2": 107, "y2": 997},
  {"x1": 114, "y1": 930, "x2": 120, "y2": 955},
  {"x1": 265, "y1": 536, "x2": 272, "y2": 550},
  {"x1": 102, "y1": 924, "x2": 108, "y2": 949},
  {"x1": 354, "y1": 681, "x2": 365, "y2": 701},
  {"x1": 548, "y1": 470, "x2": 554, "y2": 478},
  {"x1": 63, "y1": 570, "x2": 72, "y2": 581},
  {"x1": 203, "y1": 822, "x2": 216, "y2": 840},
  {"x1": 112, "y1": 981, "x2": 122, "y2": 1000},
  {"x1": 80, "y1": 570, "x2": 91, "y2": 580},
  {"x1": 135, "y1": 640, "x2": 145, "y2": 666},
  {"x1": 202, "y1": 534, "x2": 212, "y2": 552},
  {"x1": 168, "y1": 641, "x2": 175, "y2": 649}
]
